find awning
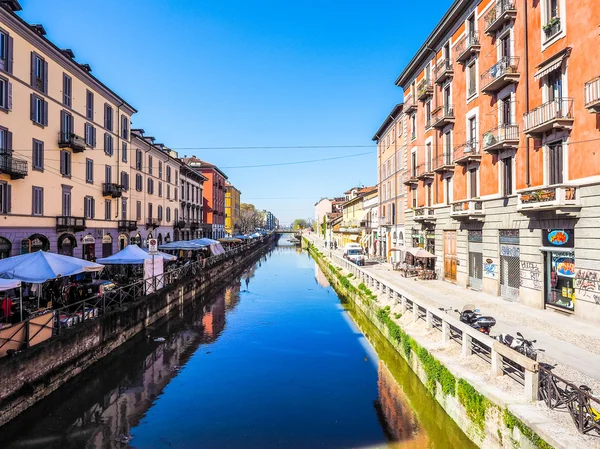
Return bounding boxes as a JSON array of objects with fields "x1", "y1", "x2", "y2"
[
  {"x1": 405, "y1": 247, "x2": 436, "y2": 258},
  {"x1": 534, "y1": 47, "x2": 571, "y2": 81},
  {"x1": 539, "y1": 246, "x2": 574, "y2": 253},
  {"x1": 0, "y1": 279, "x2": 20, "y2": 291}
]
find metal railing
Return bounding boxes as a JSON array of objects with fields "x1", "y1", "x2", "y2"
[
  {"x1": 482, "y1": 124, "x2": 519, "y2": 150},
  {"x1": 330, "y1": 252, "x2": 539, "y2": 401},
  {"x1": 481, "y1": 57, "x2": 520, "y2": 90},
  {"x1": 102, "y1": 183, "x2": 123, "y2": 198},
  {"x1": 434, "y1": 153, "x2": 453, "y2": 169},
  {"x1": 0, "y1": 237, "x2": 268, "y2": 358},
  {"x1": 484, "y1": 0, "x2": 516, "y2": 33},
  {"x1": 417, "y1": 78, "x2": 433, "y2": 100},
  {"x1": 431, "y1": 104, "x2": 454, "y2": 127},
  {"x1": 434, "y1": 59, "x2": 453, "y2": 83},
  {"x1": 58, "y1": 131, "x2": 86, "y2": 152},
  {"x1": 584, "y1": 76, "x2": 600, "y2": 110},
  {"x1": 453, "y1": 140, "x2": 479, "y2": 162},
  {"x1": 56, "y1": 216, "x2": 86, "y2": 231},
  {"x1": 0, "y1": 154, "x2": 28, "y2": 178},
  {"x1": 523, "y1": 98, "x2": 574, "y2": 132},
  {"x1": 117, "y1": 220, "x2": 138, "y2": 232},
  {"x1": 455, "y1": 32, "x2": 480, "y2": 62}
]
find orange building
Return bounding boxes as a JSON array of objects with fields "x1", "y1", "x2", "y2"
[{"x1": 393, "y1": 0, "x2": 600, "y2": 322}]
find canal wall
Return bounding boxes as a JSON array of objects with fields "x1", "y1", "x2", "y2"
[
  {"x1": 0, "y1": 236, "x2": 276, "y2": 428},
  {"x1": 306, "y1": 240, "x2": 556, "y2": 449}
]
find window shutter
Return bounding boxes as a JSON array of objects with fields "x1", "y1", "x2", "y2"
[
  {"x1": 7, "y1": 82, "x2": 12, "y2": 110},
  {"x1": 30, "y1": 52, "x2": 35, "y2": 87},
  {"x1": 104, "y1": 103, "x2": 108, "y2": 128},
  {"x1": 92, "y1": 126, "x2": 96, "y2": 147},
  {"x1": 43, "y1": 100, "x2": 48, "y2": 126},
  {"x1": 6, "y1": 131, "x2": 12, "y2": 155},
  {"x1": 7, "y1": 36, "x2": 13, "y2": 74},
  {"x1": 60, "y1": 151, "x2": 64, "y2": 174},
  {"x1": 30, "y1": 94, "x2": 35, "y2": 121},
  {"x1": 43, "y1": 60, "x2": 48, "y2": 94},
  {"x1": 60, "y1": 110, "x2": 66, "y2": 133},
  {"x1": 92, "y1": 198, "x2": 95, "y2": 219},
  {"x1": 7, "y1": 184, "x2": 11, "y2": 213}
]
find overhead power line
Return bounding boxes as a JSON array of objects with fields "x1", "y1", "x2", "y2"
[{"x1": 219, "y1": 152, "x2": 373, "y2": 169}]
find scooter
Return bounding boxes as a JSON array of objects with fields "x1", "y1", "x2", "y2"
[
  {"x1": 439, "y1": 304, "x2": 497, "y2": 335},
  {"x1": 496, "y1": 332, "x2": 541, "y2": 361}
]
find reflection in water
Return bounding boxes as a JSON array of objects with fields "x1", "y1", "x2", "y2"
[{"x1": 315, "y1": 262, "x2": 330, "y2": 288}]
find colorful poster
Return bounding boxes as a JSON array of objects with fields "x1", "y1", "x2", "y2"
[{"x1": 553, "y1": 255, "x2": 575, "y2": 277}]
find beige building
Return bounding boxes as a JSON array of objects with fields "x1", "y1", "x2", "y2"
[
  {"x1": 0, "y1": 1, "x2": 136, "y2": 259},
  {"x1": 179, "y1": 164, "x2": 206, "y2": 241},
  {"x1": 225, "y1": 182, "x2": 241, "y2": 236}
]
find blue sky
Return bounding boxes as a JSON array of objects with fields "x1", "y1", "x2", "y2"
[{"x1": 20, "y1": 0, "x2": 452, "y2": 225}]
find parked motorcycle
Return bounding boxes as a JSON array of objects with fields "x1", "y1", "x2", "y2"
[
  {"x1": 496, "y1": 331, "x2": 541, "y2": 361},
  {"x1": 455, "y1": 304, "x2": 497, "y2": 335}
]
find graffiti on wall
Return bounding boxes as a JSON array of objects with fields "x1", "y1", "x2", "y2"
[
  {"x1": 575, "y1": 269, "x2": 600, "y2": 305},
  {"x1": 500, "y1": 245, "x2": 520, "y2": 258},
  {"x1": 520, "y1": 260, "x2": 542, "y2": 291},
  {"x1": 483, "y1": 258, "x2": 498, "y2": 279}
]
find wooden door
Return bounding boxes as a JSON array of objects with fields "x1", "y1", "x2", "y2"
[{"x1": 444, "y1": 231, "x2": 457, "y2": 282}]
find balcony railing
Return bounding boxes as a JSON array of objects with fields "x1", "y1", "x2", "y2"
[
  {"x1": 484, "y1": 0, "x2": 517, "y2": 35},
  {"x1": 56, "y1": 216, "x2": 86, "y2": 232},
  {"x1": 453, "y1": 141, "x2": 481, "y2": 165},
  {"x1": 482, "y1": 124, "x2": 519, "y2": 152},
  {"x1": 417, "y1": 78, "x2": 433, "y2": 101},
  {"x1": 455, "y1": 32, "x2": 481, "y2": 63},
  {"x1": 414, "y1": 207, "x2": 436, "y2": 222},
  {"x1": 173, "y1": 220, "x2": 186, "y2": 229},
  {"x1": 523, "y1": 98, "x2": 574, "y2": 137},
  {"x1": 434, "y1": 59, "x2": 453, "y2": 85},
  {"x1": 416, "y1": 162, "x2": 434, "y2": 180},
  {"x1": 58, "y1": 132, "x2": 86, "y2": 153},
  {"x1": 404, "y1": 95, "x2": 418, "y2": 113},
  {"x1": 0, "y1": 154, "x2": 28, "y2": 179},
  {"x1": 379, "y1": 216, "x2": 392, "y2": 226},
  {"x1": 190, "y1": 220, "x2": 200, "y2": 230},
  {"x1": 517, "y1": 185, "x2": 580, "y2": 216},
  {"x1": 433, "y1": 153, "x2": 455, "y2": 174},
  {"x1": 146, "y1": 218, "x2": 160, "y2": 229},
  {"x1": 584, "y1": 76, "x2": 600, "y2": 113},
  {"x1": 481, "y1": 57, "x2": 520, "y2": 94},
  {"x1": 102, "y1": 183, "x2": 123, "y2": 198},
  {"x1": 543, "y1": 17, "x2": 561, "y2": 41},
  {"x1": 118, "y1": 220, "x2": 138, "y2": 232},
  {"x1": 431, "y1": 104, "x2": 455, "y2": 129},
  {"x1": 450, "y1": 200, "x2": 485, "y2": 220}
]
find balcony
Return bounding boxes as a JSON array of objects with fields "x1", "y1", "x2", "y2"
[
  {"x1": 379, "y1": 216, "x2": 392, "y2": 227},
  {"x1": 434, "y1": 59, "x2": 453, "y2": 85},
  {"x1": 102, "y1": 183, "x2": 123, "y2": 198},
  {"x1": 190, "y1": 220, "x2": 200, "y2": 230},
  {"x1": 403, "y1": 170, "x2": 419, "y2": 186},
  {"x1": 517, "y1": 185, "x2": 580, "y2": 216},
  {"x1": 58, "y1": 132, "x2": 86, "y2": 153},
  {"x1": 450, "y1": 200, "x2": 485, "y2": 221},
  {"x1": 416, "y1": 163, "x2": 434, "y2": 181},
  {"x1": 455, "y1": 32, "x2": 481, "y2": 63},
  {"x1": 173, "y1": 220, "x2": 186, "y2": 229},
  {"x1": 523, "y1": 98, "x2": 574, "y2": 137},
  {"x1": 56, "y1": 216, "x2": 86, "y2": 232},
  {"x1": 417, "y1": 78, "x2": 433, "y2": 101},
  {"x1": 404, "y1": 96, "x2": 418, "y2": 113},
  {"x1": 482, "y1": 124, "x2": 519, "y2": 152},
  {"x1": 118, "y1": 220, "x2": 138, "y2": 232},
  {"x1": 481, "y1": 57, "x2": 520, "y2": 94},
  {"x1": 433, "y1": 154, "x2": 455, "y2": 174},
  {"x1": 145, "y1": 218, "x2": 160, "y2": 230},
  {"x1": 0, "y1": 154, "x2": 28, "y2": 179},
  {"x1": 431, "y1": 104, "x2": 455, "y2": 129},
  {"x1": 584, "y1": 76, "x2": 600, "y2": 113},
  {"x1": 543, "y1": 17, "x2": 561, "y2": 42},
  {"x1": 414, "y1": 207, "x2": 436, "y2": 223},
  {"x1": 453, "y1": 141, "x2": 481, "y2": 165},
  {"x1": 484, "y1": 0, "x2": 517, "y2": 35}
]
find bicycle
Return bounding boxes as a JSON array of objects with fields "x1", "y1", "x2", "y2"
[{"x1": 566, "y1": 384, "x2": 600, "y2": 435}]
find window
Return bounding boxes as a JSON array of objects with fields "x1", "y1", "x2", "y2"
[
  {"x1": 122, "y1": 198, "x2": 127, "y2": 220},
  {"x1": 84, "y1": 196, "x2": 95, "y2": 219},
  {"x1": 158, "y1": 206, "x2": 163, "y2": 222},
  {"x1": 500, "y1": 34, "x2": 511, "y2": 59},
  {"x1": 147, "y1": 178, "x2": 154, "y2": 194},
  {"x1": 63, "y1": 74, "x2": 71, "y2": 107},
  {"x1": 158, "y1": 161, "x2": 163, "y2": 179},
  {"x1": 62, "y1": 187, "x2": 71, "y2": 216},
  {"x1": 136, "y1": 174, "x2": 142, "y2": 191},
  {"x1": 467, "y1": 13, "x2": 476, "y2": 34},
  {"x1": 547, "y1": 69, "x2": 563, "y2": 101},
  {"x1": 30, "y1": 53, "x2": 47, "y2": 93},
  {"x1": 31, "y1": 94, "x2": 47, "y2": 125},
  {"x1": 32, "y1": 187, "x2": 43, "y2": 216},
  {"x1": 158, "y1": 182, "x2": 163, "y2": 197},
  {"x1": 148, "y1": 203, "x2": 153, "y2": 220},
  {"x1": 548, "y1": 141, "x2": 563, "y2": 185},
  {"x1": 467, "y1": 62, "x2": 477, "y2": 97},
  {"x1": 136, "y1": 201, "x2": 141, "y2": 220},
  {"x1": 105, "y1": 200, "x2": 111, "y2": 220},
  {"x1": 0, "y1": 29, "x2": 14, "y2": 73},
  {"x1": 469, "y1": 168, "x2": 478, "y2": 198},
  {"x1": 86, "y1": 90, "x2": 94, "y2": 120},
  {"x1": 444, "y1": 131, "x2": 452, "y2": 164},
  {"x1": 175, "y1": 186, "x2": 178, "y2": 201},
  {"x1": 136, "y1": 149, "x2": 143, "y2": 170},
  {"x1": 32, "y1": 139, "x2": 43, "y2": 170},
  {"x1": 174, "y1": 209, "x2": 179, "y2": 223},
  {"x1": 167, "y1": 166, "x2": 171, "y2": 183},
  {"x1": 503, "y1": 157, "x2": 513, "y2": 196},
  {"x1": 105, "y1": 164, "x2": 112, "y2": 184},
  {"x1": 425, "y1": 101, "x2": 431, "y2": 128},
  {"x1": 0, "y1": 75, "x2": 12, "y2": 111},
  {"x1": 411, "y1": 114, "x2": 416, "y2": 140},
  {"x1": 167, "y1": 184, "x2": 171, "y2": 199},
  {"x1": 411, "y1": 151, "x2": 417, "y2": 177},
  {"x1": 121, "y1": 115, "x2": 129, "y2": 140},
  {"x1": 426, "y1": 143, "x2": 432, "y2": 171},
  {"x1": 0, "y1": 181, "x2": 10, "y2": 213},
  {"x1": 148, "y1": 156, "x2": 153, "y2": 175},
  {"x1": 166, "y1": 207, "x2": 171, "y2": 222},
  {"x1": 86, "y1": 158, "x2": 93, "y2": 183},
  {"x1": 60, "y1": 150, "x2": 71, "y2": 176},
  {"x1": 104, "y1": 133, "x2": 113, "y2": 156},
  {"x1": 121, "y1": 171, "x2": 129, "y2": 191},
  {"x1": 175, "y1": 171, "x2": 178, "y2": 185},
  {"x1": 468, "y1": 117, "x2": 477, "y2": 148},
  {"x1": 501, "y1": 97, "x2": 512, "y2": 124},
  {"x1": 122, "y1": 142, "x2": 127, "y2": 163},
  {"x1": 104, "y1": 104, "x2": 113, "y2": 131},
  {"x1": 85, "y1": 123, "x2": 96, "y2": 147},
  {"x1": 445, "y1": 178, "x2": 451, "y2": 205}
]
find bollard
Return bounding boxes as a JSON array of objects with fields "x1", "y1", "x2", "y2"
[
  {"x1": 491, "y1": 348, "x2": 503, "y2": 377},
  {"x1": 441, "y1": 320, "x2": 450, "y2": 343},
  {"x1": 461, "y1": 332, "x2": 473, "y2": 357}
]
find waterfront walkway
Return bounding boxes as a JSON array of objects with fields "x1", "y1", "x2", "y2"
[{"x1": 305, "y1": 233, "x2": 600, "y2": 386}]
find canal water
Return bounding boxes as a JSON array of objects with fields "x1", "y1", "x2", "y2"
[{"x1": 0, "y1": 236, "x2": 475, "y2": 449}]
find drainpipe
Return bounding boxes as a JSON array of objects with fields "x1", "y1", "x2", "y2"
[{"x1": 523, "y1": 0, "x2": 531, "y2": 187}]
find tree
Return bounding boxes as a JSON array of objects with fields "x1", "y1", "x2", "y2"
[
  {"x1": 239, "y1": 203, "x2": 265, "y2": 233},
  {"x1": 292, "y1": 218, "x2": 309, "y2": 230}
]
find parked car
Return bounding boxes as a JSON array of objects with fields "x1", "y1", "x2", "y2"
[{"x1": 343, "y1": 243, "x2": 365, "y2": 266}]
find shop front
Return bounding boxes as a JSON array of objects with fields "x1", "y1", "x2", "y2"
[
  {"x1": 0, "y1": 237, "x2": 11, "y2": 259},
  {"x1": 22, "y1": 234, "x2": 50, "y2": 254},
  {"x1": 58, "y1": 234, "x2": 77, "y2": 256},
  {"x1": 82, "y1": 234, "x2": 96, "y2": 261},
  {"x1": 499, "y1": 229, "x2": 520, "y2": 302},
  {"x1": 102, "y1": 234, "x2": 113, "y2": 258},
  {"x1": 118, "y1": 233, "x2": 128, "y2": 251},
  {"x1": 468, "y1": 230, "x2": 483, "y2": 291},
  {"x1": 542, "y1": 229, "x2": 575, "y2": 312}
]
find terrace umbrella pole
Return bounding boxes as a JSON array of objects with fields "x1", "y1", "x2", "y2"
[{"x1": 19, "y1": 286, "x2": 22, "y2": 322}]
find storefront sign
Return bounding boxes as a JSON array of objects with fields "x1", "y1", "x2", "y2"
[
  {"x1": 468, "y1": 230, "x2": 482, "y2": 243},
  {"x1": 82, "y1": 235, "x2": 96, "y2": 244},
  {"x1": 102, "y1": 234, "x2": 112, "y2": 244},
  {"x1": 543, "y1": 229, "x2": 574, "y2": 248}
]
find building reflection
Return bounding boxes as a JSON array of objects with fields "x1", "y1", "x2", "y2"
[
  {"x1": 315, "y1": 263, "x2": 330, "y2": 288},
  {"x1": 373, "y1": 361, "x2": 430, "y2": 448}
]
